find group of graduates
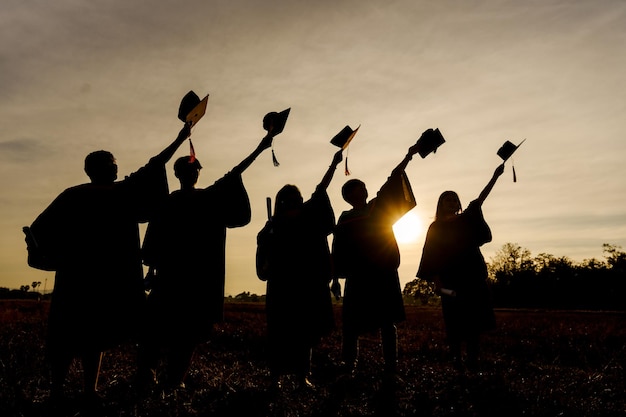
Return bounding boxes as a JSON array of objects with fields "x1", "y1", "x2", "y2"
[{"x1": 26, "y1": 95, "x2": 510, "y2": 409}]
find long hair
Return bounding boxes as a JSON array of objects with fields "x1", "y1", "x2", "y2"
[
  {"x1": 435, "y1": 190, "x2": 462, "y2": 221},
  {"x1": 274, "y1": 184, "x2": 303, "y2": 218}
]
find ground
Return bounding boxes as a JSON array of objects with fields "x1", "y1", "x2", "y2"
[{"x1": 1, "y1": 300, "x2": 624, "y2": 416}]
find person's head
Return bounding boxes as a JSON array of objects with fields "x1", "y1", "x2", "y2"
[
  {"x1": 341, "y1": 179, "x2": 368, "y2": 208},
  {"x1": 274, "y1": 184, "x2": 303, "y2": 217},
  {"x1": 436, "y1": 191, "x2": 462, "y2": 220},
  {"x1": 174, "y1": 156, "x2": 202, "y2": 189},
  {"x1": 84, "y1": 150, "x2": 117, "y2": 184}
]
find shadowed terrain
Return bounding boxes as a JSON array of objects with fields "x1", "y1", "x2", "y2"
[{"x1": 1, "y1": 300, "x2": 624, "y2": 416}]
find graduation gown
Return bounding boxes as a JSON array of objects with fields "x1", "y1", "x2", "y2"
[
  {"x1": 417, "y1": 200, "x2": 496, "y2": 335},
  {"x1": 29, "y1": 158, "x2": 168, "y2": 355},
  {"x1": 141, "y1": 172, "x2": 251, "y2": 344},
  {"x1": 332, "y1": 170, "x2": 416, "y2": 334},
  {"x1": 258, "y1": 189, "x2": 335, "y2": 352}
]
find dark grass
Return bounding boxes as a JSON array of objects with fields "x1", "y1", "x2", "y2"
[{"x1": 1, "y1": 300, "x2": 624, "y2": 416}]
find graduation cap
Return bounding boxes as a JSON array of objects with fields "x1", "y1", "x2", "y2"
[
  {"x1": 497, "y1": 138, "x2": 526, "y2": 182},
  {"x1": 415, "y1": 128, "x2": 446, "y2": 158},
  {"x1": 497, "y1": 138, "x2": 526, "y2": 161},
  {"x1": 330, "y1": 124, "x2": 360, "y2": 175},
  {"x1": 178, "y1": 91, "x2": 209, "y2": 127},
  {"x1": 263, "y1": 108, "x2": 291, "y2": 166}
]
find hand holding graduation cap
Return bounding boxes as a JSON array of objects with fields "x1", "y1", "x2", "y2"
[
  {"x1": 263, "y1": 108, "x2": 291, "y2": 137},
  {"x1": 412, "y1": 128, "x2": 446, "y2": 158},
  {"x1": 497, "y1": 138, "x2": 525, "y2": 182},
  {"x1": 407, "y1": 129, "x2": 434, "y2": 157},
  {"x1": 494, "y1": 163, "x2": 505, "y2": 177},
  {"x1": 263, "y1": 108, "x2": 291, "y2": 167},
  {"x1": 258, "y1": 132, "x2": 273, "y2": 152},
  {"x1": 392, "y1": 128, "x2": 446, "y2": 175},
  {"x1": 331, "y1": 149, "x2": 344, "y2": 166},
  {"x1": 178, "y1": 91, "x2": 209, "y2": 127},
  {"x1": 317, "y1": 149, "x2": 344, "y2": 192},
  {"x1": 477, "y1": 162, "x2": 505, "y2": 205}
]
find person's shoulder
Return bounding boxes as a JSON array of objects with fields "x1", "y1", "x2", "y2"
[
  {"x1": 465, "y1": 199, "x2": 483, "y2": 212},
  {"x1": 338, "y1": 208, "x2": 354, "y2": 218},
  {"x1": 338, "y1": 206, "x2": 370, "y2": 224},
  {"x1": 63, "y1": 182, "x2": 104, "y2": 195}
]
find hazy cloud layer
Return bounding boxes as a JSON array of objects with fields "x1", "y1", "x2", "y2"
[{"x1": 1, "y1": 0, "x2": 625, "y2": 295}]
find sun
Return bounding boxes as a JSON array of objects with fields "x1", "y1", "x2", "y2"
[{"x1": 393, "y1": 211, "x2": 424, "y2": 244}]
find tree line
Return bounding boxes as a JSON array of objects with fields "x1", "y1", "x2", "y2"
[
  {"x1": 6, "y1": 243, "x2": 625, "y2": 310},
  {"x1": 404, "y1": 243, "x2": 626, "y2": 311}
]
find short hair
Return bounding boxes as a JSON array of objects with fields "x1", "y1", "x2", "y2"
[
  {"x1": 84, "y1": 150, "x2": 114, "y2": 179},
  {"x1": 173, "y1": 156, "x2": 202, "y2": 177},
  {"x1": 341, "y1": 178, "x2": 365, "y2": 201}
]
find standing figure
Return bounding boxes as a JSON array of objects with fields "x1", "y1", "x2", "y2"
[
  {"x1": 416, "y1": 163, "x2": 505, "y2": 372},
  {"x1": 138, "y1": 130, "x2": 273, "y2": 390},
  {"x1": 257, "y1": 150, "x2": 343, "y2": 389},
  {"x1": 27, "y1": 123, "x2": 191, "y2": 405},
  {"x1": 332, "y1": 136, "x2": 430, "y2": 378}
]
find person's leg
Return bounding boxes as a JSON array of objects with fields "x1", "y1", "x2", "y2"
[
  {"x1": 49, "y1": 349, "x2": 73, "y2": 402},
  {"x1": 466, "y1": 332, "x2": 481, "y2": 371},
  {"x1": 81, "y1": 350, "x2": 102, "y2": 395},
  {"x1": 448, "y1": 337, "x2": 465, "y2": 372},
  {"x1": 166, "y1": 342, "x2": 195, "y2": 388},
  {"x1": 441, "y1": 298, "x2": 464, "y2": 370},
  {"x1": 78, "y1": 349, "x2": 104, "y2": 412},
  {"x1": 341, "y1": 327, "x2": 359, "y2": 373},
  {"x1": 136, "y1": 339, "x2": 160, "y2": 391},
  {"x1": 295, "y1": 346, "x2": 313, "y2": 388},
  {"x1": 381, "y1": 322, "x2": 398, "y2": 374}
]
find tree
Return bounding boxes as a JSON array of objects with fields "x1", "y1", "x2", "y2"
[
  {"x1": 579, "y1": 257, "x2": 606, "y2": 272},
  {"x1": 488, "y1": 242, "x2": 533, "y2": 283},
  {"x1": 402, "y1": 278, "x2": 437, "y2": 305},
  {"x1": 603, "y1": 244, "x2": 626, "y2": 271}
]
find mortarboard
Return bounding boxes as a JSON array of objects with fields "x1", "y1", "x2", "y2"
[
  {"x1": 263, "y1": 108, "x2": 291, "y2": 166},
  {"x1": 330, "y1": 124, "x2": 360, "y2": 175},
  {"x1": 178, "y1": 91, "x2": 209, "y2": 127},
  {"x1": 497, "y1": 138, "x2": 526, "y2": 161},
  {"x1": 268, "y1": 108, "x2": 291, "y2": 136},
  {"x1": 497, "y1": 138, "x2": 526, "y2": 182},
  {"x1": 331, "y1": 125, "x2": 360, "y2": 150},
  {"x1": 415, "y1": 128, "x2": 446, "y2": 158}
]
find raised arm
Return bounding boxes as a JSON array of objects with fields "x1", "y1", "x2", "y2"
[
  {"x1": 317, "y1": 150, "x2": 344, "y2": 192},
  {"x1": 152, "y1": 123, "x2": 192, "y2": 165},
  {"x1": 230, "y1": 133, "x2": 274, "y2": 176},
  {"x1": 391, "y1": 140, "x2": 421, "y2": 175},
  {"x1": 477, "y1": 163, "x2": 505, "y2": 205}
]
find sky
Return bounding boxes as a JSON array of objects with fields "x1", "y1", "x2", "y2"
[{"x1": 1, "y1": 0, "x2": 625, "y2": 296}]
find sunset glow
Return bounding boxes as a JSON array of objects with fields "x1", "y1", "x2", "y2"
[
  {"x1": 393, "y1": 211, "x2": 423, "y2": 244},
  {"x1": 1, "y1": 1, "x2": 625, "y2": 297}
]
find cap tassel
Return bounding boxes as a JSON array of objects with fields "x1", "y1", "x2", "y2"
[
  {"x1": 271, "y1": 145, "x2": 280, "y2": 167},
  {"x1": 189, "y1": 138, "x2": 196, "y2": 163},
  {"x1": 344, "y1": 147, "x2": 351, "y2": 175},
  {"x1": 512, "y1": 164, "x2": 517, "y2": 182}
]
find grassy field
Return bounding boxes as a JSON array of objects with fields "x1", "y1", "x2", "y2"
[{"x1": 0, "y1": 299, "x2": 624, "y2": 416}]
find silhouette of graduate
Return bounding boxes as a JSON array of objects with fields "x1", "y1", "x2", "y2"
[
  {"x1": 332, "y1": 128, "x2": 445, "y2": 379},
  {"x1": 27, "y1": 108, "x2": 192, "y2": 407},
  {"x1": 416, "y1": 139, "x2": 522, "y2": 372},
  {"x1": 138, "y1": 98, "x2": 279, "y2": 390},
  {"x1": 256, "y1": 131, "x2": 345, "y2": 390}
]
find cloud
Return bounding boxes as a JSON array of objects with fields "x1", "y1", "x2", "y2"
[{"x1": 0, "y1": 138, "x2": 53, "y2": 163}]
